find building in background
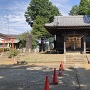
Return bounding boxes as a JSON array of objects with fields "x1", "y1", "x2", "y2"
[
  {"x1": 45, "y1": 15, "x2": 90, "y2": 54},
  {"x1": 0, "y1": 33, "x2": 20, "y2": 49}
]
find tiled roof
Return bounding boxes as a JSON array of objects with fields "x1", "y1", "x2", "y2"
[
  {"x1": 0, "y1": 33, "x2": 18, "y2": 38},
  {"x1": 45, "y1": 15, "x2": 90, "y2": 27},
  {"x1": 6, "y1": 34, "x2": 18, "y2": 38}
]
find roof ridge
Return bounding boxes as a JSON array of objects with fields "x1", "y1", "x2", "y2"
[{"x1": 54, "y1": 15, "x2": 90, "y2": 18}]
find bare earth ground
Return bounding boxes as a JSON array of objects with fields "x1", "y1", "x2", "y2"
[
  {"x1": 0, "y1": 53, "x2": 90, "y2": 90},
  {"x1": 0, "y1": 65, "x2": 79, "y2": 90}
]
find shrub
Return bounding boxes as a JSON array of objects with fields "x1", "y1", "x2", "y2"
[
  {"x1": 8, "y1": 49, "x2": 20, "y2": 58},
  {"x1": 0, "y1": 48, "x2": 2, "y2": 53},
  {"x1": 0, "y1": 48, "x2": 10, "y2": 53}
]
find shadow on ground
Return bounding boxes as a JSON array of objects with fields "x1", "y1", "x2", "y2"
[{"x1": 0, "y1": 64, "x2": 90, "y2": 90}]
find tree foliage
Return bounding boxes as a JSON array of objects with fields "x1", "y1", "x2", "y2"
[
  {"x1": 17, "y1": 32, "x2": 30, "y2": 48},
  {"x1": 69, "y1": 0, "x2": 90, "y2": 15},
  {"x1": 78, "y1": 0, "x2": 89, "y2": 15},
  {"x1": 25, "y1": 0, "x2": 61, "y2": 22},
  {"x1": 25, "y1": 0, "x2": 61, "y2": 39},
  {"x1": 69, "y1": 5, "x2": 79, "y2": 15},
  {"x1": 18, "y1": 32, "x2": 30, "y2": 41},
  {"x1": 31, "y1": 16, "x2": 51, "y2": 38}
]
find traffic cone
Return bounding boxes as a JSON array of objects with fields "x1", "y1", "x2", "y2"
[
  {"x1": 60, "y1": 61, "x2": 64, "y2": 71},
  {"x1": 44, "y1": 76, "x2": 50, "y2": 90},
  {"x1": 59, "y1": 63, "x2": 61, "y2": 70},
  {"x1": 52, "y1": 68, "x2": 58, "y2": 85},
  {"x1": 58, "y1": 69, "x2": 63, "y2": 76}
]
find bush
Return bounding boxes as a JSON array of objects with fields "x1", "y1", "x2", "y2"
[
  {"x1": 0, "y1": 48, "x2": 10, "y2": 53},
  {"x1": 8, "y1": 49, "x2": 20, "y2": 58},
  {"x1": 0, "y1": 48, "x2": 2, "y2": 53}
]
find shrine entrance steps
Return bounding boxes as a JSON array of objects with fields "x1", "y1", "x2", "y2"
[{"x1": 65, "y1": 53, "x2": 88, "y2": 68}]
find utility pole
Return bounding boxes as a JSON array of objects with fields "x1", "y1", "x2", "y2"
[{"x1": 7, "y1": 18, "x2": 9, "y2": 35}]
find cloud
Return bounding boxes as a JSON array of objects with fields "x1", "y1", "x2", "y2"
[
  {"x1": 0, "y1": 23, "x2": 31, "y2": 35},
  {"x1": 0, "y1": 0, "x2": 31, "y2": 34},
  {"x1": 50, "y1": 0, "x2": 80, "y2": 15},
  {"x1": 0, "y1": 26, "x2": 21, "y2": 34},
  {"x1": 0, "y1": 0, "x2": 80, "y2": 34},
  {"x1": 0, "y1": 0, "x2": 30, "y2": 11}
]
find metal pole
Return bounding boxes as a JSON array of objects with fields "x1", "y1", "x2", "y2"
[{"x1": 7, "y1": 18, "x2": 9, "y2": 34}]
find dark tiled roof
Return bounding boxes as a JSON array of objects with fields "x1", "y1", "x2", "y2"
[{"x1": 45, "y1": 15, "x2": 90, "y2": 26}]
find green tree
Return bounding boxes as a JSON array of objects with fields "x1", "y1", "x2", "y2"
[
  {"x1": 87, "y1": 1, "x2": 90, "y2": 15},
  {"x1": 31, "y1": 16, "x2": 51, "y2": 38},
  {"x1": 25, "y1": 0, "x2": 61, "y2": 38},
  {"x1": 25, "y1": 0, "x2": 61, "y2": 50},
  {"x1": 69, "y1": 5, "x2": 79, "y2": 15},
  {"x1": 69, "y1": 0, "x2": 90, "y2": 15},
  {"x1": 78, "y1": 0, "x2": 89, "y2": 15},
  {"x1": 18, "y1": 32, "x2": 30, "y2": 48},
  {"x1": 25, "y1": 0, "x2": 61, "y2": 21}
]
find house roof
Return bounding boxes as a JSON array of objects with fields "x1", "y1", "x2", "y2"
[
  {"x1": 0, "y1": 33, "x2": 18, "y2": 39},
  {"x1": 6, "y1": 34, "x2": 18, "y2": 38},
  {"x1": 0, "y1": 33, "x2": 7, "y2": 37},
  {"x1": 45, "y1": 15, "x2": 90, "y2": 27}
]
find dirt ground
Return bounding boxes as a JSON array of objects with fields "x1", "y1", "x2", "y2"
[
  {"x1": 0, "y1": 53, "x2": 90, "y2": 90},
  {"x1": 0, "y1": 64, "x2": 79, "y2": 90}
]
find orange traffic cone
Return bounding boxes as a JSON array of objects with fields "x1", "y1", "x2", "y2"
[
  {"x1": 44, "y1": 76, "x2": 50, "y2": 90},
  {"x1": 58, "y1": 69, "x2": 63, "y2": 76},
  {"x1": 59, "y1": 63, "x2": 61, "y2": 70},
  {"x1": 60, "y1": 61, "x2": 64, "y2": 71},
  {"x1": 52, "y1": 68, "x2": 58, "y2": 85}
]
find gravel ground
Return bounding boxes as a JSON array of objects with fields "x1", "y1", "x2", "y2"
[
  {"x1": 0, "y1": 65, "x2": 79, "y2": 90},
  {"x1": 75, "y1": 65, "x2": 90, "y2": 90}
]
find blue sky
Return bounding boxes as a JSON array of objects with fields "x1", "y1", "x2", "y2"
[{"x1": 0, "y1": 0, "x2": 80, "y2": 35}]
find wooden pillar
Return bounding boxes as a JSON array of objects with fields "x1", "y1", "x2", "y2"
[
  {"x1": 64, "y1": 36, "x2": 66, "y2": 54},
  {"x1": 54, "y1": 35, "x2": 56, "y2": 41},
  {"x1": 12, "y1": 38, "x2": 14, "y2": 52},
  {"x1": 54, "y1": 35, "x2": 56, "y2": 49},
  {"x1": 83, "y1": 36, "x2": 86, "y2": 54},
  {"x1": 73, "y1": 31, "x2": 75, "y2": 50},
  {"x1": 2, "y1": 39, "x2": 5, "y2": 52}
]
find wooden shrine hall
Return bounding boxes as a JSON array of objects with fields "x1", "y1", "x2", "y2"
[{"x1": 44, "y1": 15, "x2": 90, "y2": 54}]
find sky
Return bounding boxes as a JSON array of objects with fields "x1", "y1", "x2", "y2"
[{"x1": 0, "y1": 0, "x2": 80, "y2": 35}]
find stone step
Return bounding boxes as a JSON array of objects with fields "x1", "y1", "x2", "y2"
[
  {"x1": 66, "y1": 62, "x2": 87, "y2": 65},
  {"x1": 66, "y1": 59, "x2": 86, "y2": 60},
  {"x1": 66, "y1": 58, "x2": 86, "y2": 59},
  {"x1": 66, "y1": 57, "x2": 86, "y2": 59},
  {"x1": 65, "y1": 54, "x2": 88, "y2": 67},
  {"x1": 66, "y1": 62, "x2": 85, "y2": 64},
  {"x1": 66, "y1": 59, "x2": 87, "y2": 61}
]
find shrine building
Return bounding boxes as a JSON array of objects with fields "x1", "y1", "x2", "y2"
[{"x1": 44, "y1": 15, "x2": 90, "y2": 54}]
